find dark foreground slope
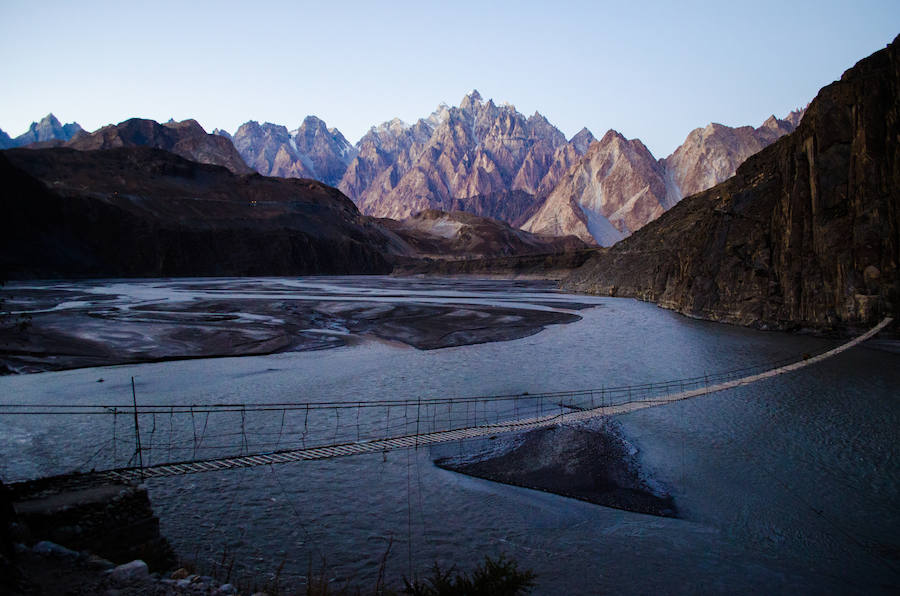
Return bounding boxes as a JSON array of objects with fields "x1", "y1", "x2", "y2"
[
  {"x1": 564, "y1": 36, "x2": 900, "y2": 333},
  {"x1": 0, "y1": 147, "x2": 394, "y2": 278}
]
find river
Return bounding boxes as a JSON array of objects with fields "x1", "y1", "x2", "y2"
[{"x1": 1, "y1": 277, "x2": 897, "y2": 594}]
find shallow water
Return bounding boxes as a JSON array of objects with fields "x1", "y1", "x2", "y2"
[{"x1": 1, "y1": 277, "x2": 898, "y2": 594}]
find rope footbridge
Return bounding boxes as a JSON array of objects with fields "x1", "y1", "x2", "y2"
[{"x1": 2, "y1": 317, "x2": 891, "y2": 484}]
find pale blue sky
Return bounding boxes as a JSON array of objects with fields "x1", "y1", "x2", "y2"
[{"x1": 1, "y1": 0, "x2": 897, "y2": 157}]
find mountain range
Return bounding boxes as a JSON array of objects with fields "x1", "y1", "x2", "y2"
[
  {"x1": 5, "y1": 97, "x2": 804, "y2": 246},
  {"x1": 215, "y1": 94, "x2": 802, "y2": 245}
]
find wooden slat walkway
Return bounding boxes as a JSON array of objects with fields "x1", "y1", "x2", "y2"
[{"x1": 103, "y1": 317, "x2": 892, "y2": 483}]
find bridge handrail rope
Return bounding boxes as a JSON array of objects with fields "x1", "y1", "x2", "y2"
[{"x1": 0, "y1": 349, "x2": 862, "y2": 415}]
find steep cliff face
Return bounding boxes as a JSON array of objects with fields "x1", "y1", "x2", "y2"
[
  {"x1": 226, "y1": 116, "x2": 356, "y2": 186},
  {"x1": 0, "y1": 147, "x2": 393, "y2": 278},
  {"x1": 62, "y1": 118, "x2": 253, "y2": 175},
  {"x1": 563, "y1": 37, "x2": 900, "y2": 332},
  {"x1": 522, "y1": 130, "x2": 668, "y2": 245},
  {"x1": 341, "y1": 91, "x2": 591, "y2": 223}
]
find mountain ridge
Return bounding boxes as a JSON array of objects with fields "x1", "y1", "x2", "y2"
[{"x1": 7, "y1": 98, "x2": 805, "y2": 246}]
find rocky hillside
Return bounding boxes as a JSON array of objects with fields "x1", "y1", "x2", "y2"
[
  {"x1": 339, "y1": 91, "x2": 595, "y2": 221},
  {"x1": 62, "y1": 118, "x2": 253, "y2": 175},
  {"x1": 0, "y1": 147, "x2": 394, "y2": 278},
  {"x1": 221, "y1": 116, "x2": 356, "y2": 186},
  {"x1": 379, "y1": 209, "x2": 587, "y2": 259},
  {"x1": 563, "y1": 37, "x2": 900, "y2": 332},
  {"x1": 0, "y1": 114, "x2": 83, "y2": 148},
  {"x1": 524, "y1": 112, "x2": 804, "y2": 245}
]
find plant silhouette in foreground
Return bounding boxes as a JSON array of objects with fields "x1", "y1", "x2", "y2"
[{"x1": 402, "y1": 554, "x2": 536, "y2": 595}]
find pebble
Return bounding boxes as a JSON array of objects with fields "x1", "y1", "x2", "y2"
[
  {"x1": 32, "y1": 540, "x2": 79, "y2": 558},
  {"x1": 215, "y1": 584, "x2": 238, "y2": 595},
  {"x1": 170, "y1": 567, "x2": 190, "y2": 580},
  {"x1": 107, "y1": 559, "x2": 150, "y2": 583},
  {"x1": 86, "y1": 554, "x2": 115, "y2": 569}
]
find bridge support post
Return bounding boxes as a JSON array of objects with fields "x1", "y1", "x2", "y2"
[{"x1": 131, "y1": 377, "x2": 144, "y2": 482}]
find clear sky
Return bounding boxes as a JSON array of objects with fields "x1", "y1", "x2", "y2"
[{"x1": 1, "y1": 0, "x2": 898, "y2": 158}]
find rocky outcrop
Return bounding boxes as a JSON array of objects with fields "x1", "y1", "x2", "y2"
[
  {"x1": 225, "y1": 116, "x2": 356, "y2": 186},
  {"x1": 0, "y1": 147, "x2": 394, "y2": 278},
  {"x1": 9, "y1": 475, "x2": 174, "y2": 569},
  {"x1": 341, "y1": 91, "x2": 593, "y2": 224},
  {"x1": 522, "y1": 130, "x2": 669, "y2": 245},
  {"x1": 563, "y1": 37, "x2": 900, "y2": 332},
  {"x1": 8, "y1": 114, "x2": 84, "y2": 147},
  {"x1": 61, "y1": 118, "x2": 253, "y2": 175},
  {"x1": 379, "y1": 209, "x2": 586, "y2": 259}
]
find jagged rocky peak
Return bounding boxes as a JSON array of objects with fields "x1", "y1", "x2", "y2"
[
  {"x1": 212, "y1": 128, "x2": 232, "y2": 141},
  {"x1": 527, "y1": 111, "x2": 566, "y2": 144},
  {"x1": 290, "y1": 115, "x2": 358, "y2": 185},
  {"x1": 522, "y1": 128, "x2": 668, "y2": 246},
  {"x1": 459, "y1": 89, "x2": 483, "y2": 111},
  {"x1": 782, "y1": 105, "x2": 807, "y2": 128},
  {"x1": 426, "y1": 102, "x2": 450, "y2": 128},
  {"x1": 229, "y1": 116, "x2": 357, "y2": 186},
  {"x1": 344, "y1": 90, "x2": 572, "y2": 222},
  {"x1": 376, "y1": 117, "x2": 410, "y2": 134},
  {"x1": 231, "y1": 120, "x2": 308, "y2": 179},
  {"x1": 11, "y1": 113, "x2": 84, "y2": 147},
  {"x1": 662, "y1": 109, "x2": 803, "y2": 200},
  {"x1": 233, "y1": 121, "x2": 294, "y2": 149},
  {"x1": 569, "y1": 128, "x2": 596, "y2": 153}
]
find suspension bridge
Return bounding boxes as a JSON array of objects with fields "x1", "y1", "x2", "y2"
[{"x1": 1, "y1": 317, "x2": 891, "y2": 487}]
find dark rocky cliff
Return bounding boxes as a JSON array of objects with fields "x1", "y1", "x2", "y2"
[
  {"x1": 563, "y1": 36, "x2": 900, "y2": 333},
  {"x1": 0, "y1": 147, "x2": 393, "y2": 278}
]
